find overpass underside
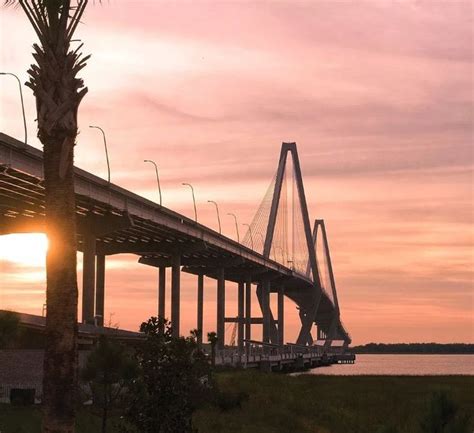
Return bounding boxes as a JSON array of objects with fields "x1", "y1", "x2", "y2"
[{"x1": 0, "y1": 132, "x2": 351, "y2": 351}]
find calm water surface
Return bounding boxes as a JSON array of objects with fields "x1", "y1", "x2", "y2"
[{"x1": 307, "y1": 354, "x2": 474, "y2": 375}]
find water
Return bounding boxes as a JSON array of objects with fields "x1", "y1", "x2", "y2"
[{"x1": 306, "y1": 354, "x2": 474, "y2": 375}]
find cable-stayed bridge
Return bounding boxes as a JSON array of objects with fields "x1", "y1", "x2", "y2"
[{"x1": 0, "y1": 132, "x2": 351, "y2": 366}]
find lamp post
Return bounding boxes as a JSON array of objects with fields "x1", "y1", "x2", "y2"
[
  {"x1": 243, "y1": 223, "x2": 254, "y2": 250},
  {"x1": 182, "y1": 183, "x2": 197, "y2": 222},
  {"x1": 0, "y1": 72, "x2": 27, "y2": 146},
  {"x1": 227, "y1": 213, "x2": 240, "y2": 243},
  {"x1": 144, "y1": 159, "x2": 162, "y2": 206},
  {"x1": 89, "y1": 125, "x2": 111, "y2": 184},
  {"x1": 207, "y1": 200, "x2": 221, "y2": 234}
]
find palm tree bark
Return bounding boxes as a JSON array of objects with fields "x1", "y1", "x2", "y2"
[
  {"x1": 4, "y1": 1, "x2": 90, "y2": 431},
  {"x1": 42, "y1": 131, "x2": 79, "y2": 433}
]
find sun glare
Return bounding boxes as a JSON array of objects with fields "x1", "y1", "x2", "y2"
[{"x1": 0, "y1": 233, "x2": 49, "y2": 267}]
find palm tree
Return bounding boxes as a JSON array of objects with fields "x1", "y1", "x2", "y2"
[{"x1": 4, "y1": 1, "x2": 90, "y2": 432}]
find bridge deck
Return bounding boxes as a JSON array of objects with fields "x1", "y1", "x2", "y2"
[{"x1": 0, "y1": 132, "x2": 350, "y2": 341}]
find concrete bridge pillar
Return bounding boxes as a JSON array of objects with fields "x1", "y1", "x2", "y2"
[
  {"x1": 237, "y1": 281, "x2": 244, "y2": 353},
  {"x1": 278, "y1": 286, "x2": 284, "y2": 346},
  {"x1": 158, "y1": 266, "x2": 166, "y2": 333},
  {"x1": 245, "y1": 276, "x2": 252, "y2": 343},
  {"x1": 82, "y1": 233, "x2": 96, "y2": 325},
  {"x1": 171, "y1": 255, "x2": 181, "y2": 337},
  {"x1": 197, "y1": 273, "x2": 204, "y2": 346},
  {"x1": 217, "y1": 267, "x2": 225, "y2": 350},
  {"x1": 262, "y1": 280, "x2": 271, "y2": 344},
  {"x1": 95, "y1": 254, "x2": 106, "y2": 326}
]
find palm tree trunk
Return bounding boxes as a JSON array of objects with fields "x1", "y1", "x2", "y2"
[
  {"x1": 6, "y1": 1, "x2": 90, "y2": 432},
  {"x1": 42, "y1": 132, "x2": 78, "y2": 433}
]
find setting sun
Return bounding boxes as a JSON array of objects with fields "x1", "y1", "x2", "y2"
[{"x1": 0, "y1": 233, "x2": 49, "y2": 267}]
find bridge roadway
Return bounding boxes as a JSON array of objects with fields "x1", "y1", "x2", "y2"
[{"x1": 0, "y1": 132, "x2": 350, "y2": 348}]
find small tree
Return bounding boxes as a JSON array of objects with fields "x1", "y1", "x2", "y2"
[
  {"x1": 0, "y1": 311, "x2": 20, "y2": 349},
  {"x1": 81, "y1": 336, "x2": 137, "y2": 433},
  {"x1": 420, "y1": 391, "x2": 471, "y2": 433},
  {"x1": 207, "y1": 331, "x2": 218, "y2": 367},
  {"x1": 123, "y1": 317, "x2": 211, "y2": 433}
]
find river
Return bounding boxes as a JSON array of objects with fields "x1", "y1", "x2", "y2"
[{"x1": 306, "y1": 354, "x2": 474, "y2": 375}]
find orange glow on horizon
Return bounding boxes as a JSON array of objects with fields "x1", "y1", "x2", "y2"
[{"x1": 0, "y1": 233, "x2": 48, "y2": 267}]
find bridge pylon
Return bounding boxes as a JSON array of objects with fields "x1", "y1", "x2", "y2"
[{"x1": 243, "y1": 141, "x2": 350, "y2": 347}]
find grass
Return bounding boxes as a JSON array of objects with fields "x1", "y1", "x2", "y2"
[
  {"x1": 0, "y1": 406, "x2": 117, "y2": 433},
  {"x1": 0, "y1": 373, "x2": 473, "y2": 433},
  {"x1": 193, "y1": 372, "x2": 474, "y2": 433}
]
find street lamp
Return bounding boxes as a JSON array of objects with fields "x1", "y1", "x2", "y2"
[
  {"x1": 182, "y1": 182, "x2": 197, "y2": 222},
  {"x1": 227, "y1": 213, "x2": 240, "y2": 243},
  {"x1": 89, "y1": 125, "x2": 111, "y2": 184},
  {"x1": 243, "y1": 223, "x2": 254, "y2": 250},
  {"x1": 207, "y1": 200, "x2": 221, "y2": 234},
  {"x1": 0, "y1": 72, "x2": 27, "y2": 146},
  {"x1": 144, "y1": 159, "x2": 162, "y2": 206}
]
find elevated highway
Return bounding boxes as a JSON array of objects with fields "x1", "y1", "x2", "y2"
[{"x1": 0, "y1": 132, "x2": 351, "y2": 349}]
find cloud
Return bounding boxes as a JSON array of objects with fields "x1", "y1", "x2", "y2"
[{"x1": 1, "y1": 0, "x2": 472, "y2": 344}]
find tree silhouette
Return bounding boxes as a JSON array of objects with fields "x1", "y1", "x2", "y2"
[
  {"x1": 4, "y1": 1, "x2": 91, "y2": 431},
  {"x1": 207, "y1": 331, "x2": 218, "y2": 367},
  {"x1": 0, "y1": 311, "x2": 20, "y2": 349},
  {"x1": 123, "y1": 317, "x2": 211, "y2": 433},
  {"x1": 81, "y1": 336, "x2": 137, "y2": 433},
  {"x1": 420, "y1": 391, "x2": 471, "y2": 433}
]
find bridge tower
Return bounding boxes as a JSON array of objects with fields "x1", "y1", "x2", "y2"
[{"x1": 243, "y1": 142, "x2": 350, "y2": 347}]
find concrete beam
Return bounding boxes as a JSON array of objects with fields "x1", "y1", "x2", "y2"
[
  {"x1": 82, "y1": 233, "x2": 96, "y2": 324},
  {"x1": 261, "y1": 281, "x2": 271, "y2": 343},
  {"x1": 171, "y1": 255, "x2": 181, "y2": 337},
  {"x1": 78, "y1": 211, "x2": 134, "y2": 238},
  {"x1": 95, "y1": 254, "x2": 105, "y2": 326},
  {"x1": 217, "y1": 268, "x2": 225, "y2": 350},
  {"x1": 238, "y1": 281, "x2": 244, "y2": 353},
  {"x1": 278, "y1": 286, "x2": 284, "y2": 346},
  {"x1": 158, "y1": 266, "x2": 166, "y2": 322},
  {"x1": 0, "y1": 214, "x2": 44, "y2": 234},
  {"x1": 245, "y1": 277, "x2": 252, "y2": 343},
  {"x1": 197, "y1": 273, "x2": 204, "y2": 346},
  {"x1": 118, "y1": 240, "x2": 207, "y2": 259}
]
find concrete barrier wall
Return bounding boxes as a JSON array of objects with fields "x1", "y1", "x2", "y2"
[{"x1": 0, "y1": 349, "x2": 91, "y2": 402}]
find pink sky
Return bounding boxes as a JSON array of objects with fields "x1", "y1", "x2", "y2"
[{"x1": 0, "y1": 1, "x2": 472, "y2": 345}]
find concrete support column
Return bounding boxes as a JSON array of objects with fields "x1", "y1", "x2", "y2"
[
  {"x1": 277, "y1": 286, "x2": 284, "y2": 346},
  {"x1": 262, "y1": 280, "x2": 271, "y2": 343},
  {"x1": 82, "y1": 233, "x2": 96, "y2": 325},
  {"x1": 158, "y1": 266, "x2": 166, "y2": 334},
  {"x1": 237, "y1": 281, "x2": 244, "y2": 353},
  {"x1": 217, "y1": 268, "x2": 225, "y2": 350},
  {"x1": 95, "y1": 254, "x2": 105, "y2": 326},
  {"x1": 158, "y1": 266, "x2": 166, "y2": 319},
  {"x1": 245, "y1": 276, "x2": 252, "y2": 343},
  {"x1": 171, "y1": 255, "x2": 181, "y2": 337},
  {"x1": 197, "y1": 273, "x2": 204, "y2": 346}
]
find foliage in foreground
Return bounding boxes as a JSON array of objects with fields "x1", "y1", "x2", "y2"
[
  {"x1": 1, "y1": 374, "x2": 473, "y2": 433},
  {"x1": 0, "y1": 311, "x2": 20, "y2": 349},
  {"x1": 120, "y1": 317, "x2": 212, "y2": 433},
  {"x1": 81, "y1": 336, "x2": 138, "y2": 433}
]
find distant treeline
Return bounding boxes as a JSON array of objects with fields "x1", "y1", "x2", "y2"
[{"x1": 352, "y1": 343, "x2": 474, "y2": 354}]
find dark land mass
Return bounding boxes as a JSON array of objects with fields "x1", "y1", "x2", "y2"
[
  {"x1": 1, "y1": 373, "x2": 473, "y2": 433},
  {"x1": 352, "y1": 343, "x2": 474, "y2": 354}
]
